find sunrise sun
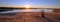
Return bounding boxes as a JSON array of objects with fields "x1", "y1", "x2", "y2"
[{"x1": 25, "y1": 5, "x2": 30, "y2": 8}]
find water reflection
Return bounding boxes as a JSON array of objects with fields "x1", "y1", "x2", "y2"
[
  {"x1": 0, "y1": 9, "x2": 54, "y2": 16},
  {"x1": 0, "y1": 9, "x2": 54, "y2": 13},
  {"x1": 24, "y1": 8, "x2": 31, "y2": 12}
]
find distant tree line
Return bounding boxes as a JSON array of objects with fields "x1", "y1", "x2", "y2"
[
  {"x1": 0, "y1": 7, "x2": 14, "y2": 12},
  {"x1": 0, "y1": 7, "x2": 25, "y2": 12}
]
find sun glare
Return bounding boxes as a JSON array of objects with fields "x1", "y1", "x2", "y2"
[
  {"x1": 24, "y1": 4, "x2": 31, "y2": 12},
  {"x1": 25, "y1": 5, "x2": 29, "y2": 8},
  {"x1": 24, "y1": 3, "x2": 31, "y2": 9}
]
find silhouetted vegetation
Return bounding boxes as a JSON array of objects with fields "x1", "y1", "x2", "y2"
[{"x1": 0, "y1": 7, "x2": 25, "y2": 12}]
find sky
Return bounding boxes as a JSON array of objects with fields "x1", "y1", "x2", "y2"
[{"x1": 0, "y1": 0, "x2": 60, "y2": 7}]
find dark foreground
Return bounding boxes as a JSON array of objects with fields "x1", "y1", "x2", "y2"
[{"x1": 0, "y1": 12, "x2": 60, "y2": 22}]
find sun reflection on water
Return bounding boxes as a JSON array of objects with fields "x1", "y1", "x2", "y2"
[{"x1": 24, "y1": 8, "x2": 31, "y2": 12}]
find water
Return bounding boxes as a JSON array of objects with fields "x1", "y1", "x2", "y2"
[{"x1": 0, "y1": 9, "x2": 54, "y2": 13}]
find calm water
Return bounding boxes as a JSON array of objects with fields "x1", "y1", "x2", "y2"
[
  {"x1": 0, "y1": 9, "x2": 54, "y2": 13},
  {"x1": 0, "y1": 9, "x2": 54, "y2": 15}
]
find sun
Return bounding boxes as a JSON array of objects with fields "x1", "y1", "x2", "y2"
[
  {"x1": 24, "y1": 3, "x2": 31, "y2": 9},
  {"x1": 25, "y1": 5, "x2": 29, "y2": 8},
  {"x1": 24, "y1": 5, "x2": 30, "y2": 9},
  {"x1": 24, "y1": 4, "x2": 31, "y2": 12}
]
